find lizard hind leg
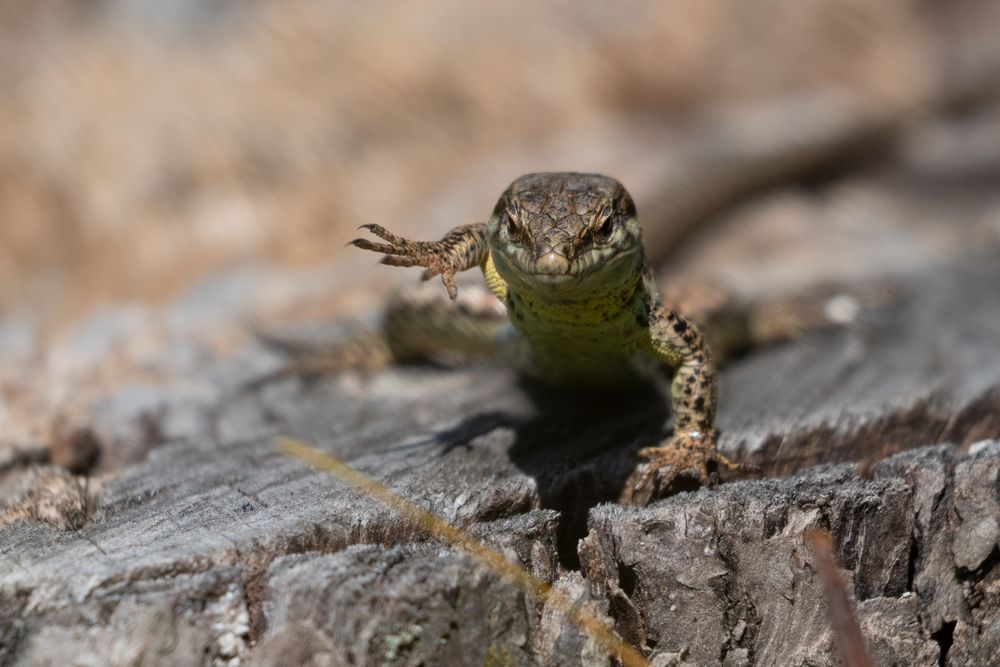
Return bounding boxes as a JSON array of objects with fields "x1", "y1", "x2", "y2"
[
  {"x1": 245, "y1": 283, "x2": 513, "y2": 392},
  {"x1": 384, "y1": 283, "x2": 513, "y2": 365}
]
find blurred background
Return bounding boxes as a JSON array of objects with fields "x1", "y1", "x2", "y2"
[{"x1": 1, "y1": 0, "x2": 999, "y2": 458}]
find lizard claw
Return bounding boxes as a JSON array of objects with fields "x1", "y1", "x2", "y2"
[
  {"x1": 352, "y1": 225, "x2": 463, "y2": 300},
  {"x1": 420, "y1": 268, "x2": 459, "y2": 299},
  {"x1": 620, "y1": 431, "x2": 758, "y2": 505}
]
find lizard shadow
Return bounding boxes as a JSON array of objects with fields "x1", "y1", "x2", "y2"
[{"x1": 501, "y1": 376, "x2": 678, "y2": 569}]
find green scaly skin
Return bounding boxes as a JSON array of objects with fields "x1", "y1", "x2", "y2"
[{"x1": 353, "y1": 172, "x2": 755, "y2": 504}]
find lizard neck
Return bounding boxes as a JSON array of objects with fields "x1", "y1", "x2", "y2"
[
  {"x1": 507, "y1": 275, "x2": 643, "y2": 325},
  {"x1": 504, "y1": 274, "x2": 648, "y2": 386}
]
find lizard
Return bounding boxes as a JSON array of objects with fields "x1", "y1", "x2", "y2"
[
  {"x1": 351, "y1": 172, "x2": 757, "y2": 504},
  {"x1": 255, "y1": 92, "x2": 914, "y2": 396}
]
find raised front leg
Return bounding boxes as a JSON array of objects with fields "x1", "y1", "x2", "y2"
[
  {"x1": 621, "y1": 304, "x2": 756, "y2": 504},
  {"x1": 351, "y1": 223, "x2": 489, "y2": 299}
]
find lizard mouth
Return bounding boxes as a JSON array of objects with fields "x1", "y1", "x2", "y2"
[
  {"x1": 525, "y1": 269, "x2": 577, "y2": 283},
  {"x1": 513, "y1": 270, "x2": 581, "y2": 296},
  {"x1": 495, "y1": 245, "x2": 642, "y2": 299}
]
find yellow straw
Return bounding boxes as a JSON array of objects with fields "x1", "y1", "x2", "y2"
[{"x1": 276, "y1": 436, "x2": 649, "y2": 667}]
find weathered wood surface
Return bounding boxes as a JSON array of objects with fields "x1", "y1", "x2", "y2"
[{"x1": 2, "y1": 257, "x2": 998, "y2": 666}]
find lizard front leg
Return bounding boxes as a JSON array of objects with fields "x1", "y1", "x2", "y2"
[
  {"x1": 351, "y1": 223, "x2": 489, "y2": 299},
  {"x1": 621, "y1": 304, "x2": 756, "y2": 505}
]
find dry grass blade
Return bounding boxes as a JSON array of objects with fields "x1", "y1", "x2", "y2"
[
  {"x1": 276, "y1": 436, "x2": 650, "y2": 667},
  {"x1": 807, "y1": 529, "x2": 874, "y2": 667}
]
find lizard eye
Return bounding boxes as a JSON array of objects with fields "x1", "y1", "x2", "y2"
[
  {"x1": 596, "y1": 215, "x2": 616, "y2": 241},
  {"x1": 505, "y1": 215, "x2": 519, "y2": 239}
]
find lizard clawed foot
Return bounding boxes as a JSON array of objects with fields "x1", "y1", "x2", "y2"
[
  {"x1": 351, "y1": 224, "x2": 462, "y2": 299},
  {"x1": 620, "y1": 431, "x2": 759, "y2": 505}
]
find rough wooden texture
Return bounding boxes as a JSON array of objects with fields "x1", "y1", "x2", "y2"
[
  {"x1": 581, "y1": 444, "x2": 1000, "y2": 665},
  {"x1": 2, "y1": 258, "x2": 999, "y2": 666}
]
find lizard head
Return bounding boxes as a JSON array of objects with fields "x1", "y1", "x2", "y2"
[{"x1": 487, "y1": 172, "x2": 645, "y2": 300}]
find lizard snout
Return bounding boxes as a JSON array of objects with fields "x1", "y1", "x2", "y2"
[{"x1": 533, "y1": 249, "x2": 571, "y2": 275}]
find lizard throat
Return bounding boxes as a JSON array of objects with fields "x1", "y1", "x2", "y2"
[{"x1": 506, "y1": 274, "x2": 641, "y2": 325}]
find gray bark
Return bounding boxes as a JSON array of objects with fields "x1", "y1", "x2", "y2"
[{"x1": 2, "y1": 260, "x2": 999, "y2": 666}]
